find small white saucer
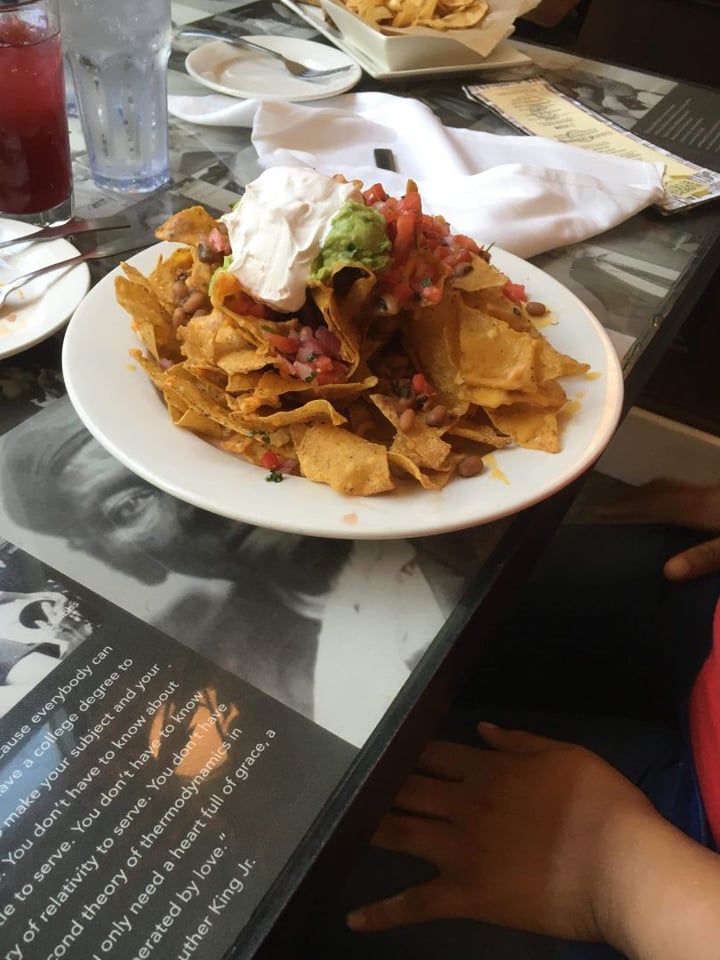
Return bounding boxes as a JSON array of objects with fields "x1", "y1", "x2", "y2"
[
  {"x1": 0, "y1": 219, "x2": 90, "y2": 361},
  {"x1": 185, "y1": 34, "x2": 362, "y2": 101}
]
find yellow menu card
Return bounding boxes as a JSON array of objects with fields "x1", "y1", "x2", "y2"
[{"x1": 466, "y1": 79, "x2": 720, "y2": 212}]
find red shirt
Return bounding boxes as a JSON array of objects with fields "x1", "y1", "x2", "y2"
[{"x1": 689, "y1": 598, "x2": 720, "y2": 847}]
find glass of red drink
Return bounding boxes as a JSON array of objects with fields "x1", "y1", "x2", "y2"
[{"x1": 0, "y1": 0, "x2": 72, "y2": 222}]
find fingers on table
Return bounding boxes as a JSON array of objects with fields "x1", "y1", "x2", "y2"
[
  {"x1": 415, "y1": 739, "x2": 484, "y2": 780},
  {"x1": 665, "y1": 535, "x2": 720, "y2": 581},
  {"x1": 392, "y1": 773, "x2": 461, "y2": 819},
  {"x1": 347, "y1": 877, "x2": 456, "y2": 932},
  {"x1": 373, "y1": 810, "x2": 452, "y2": 862},
  {"x1": 597, "y1": 478, "x2": 720, "y2": 529},
  {"x1": 477, "y1": 722, "x2": 559, "y2": 755}
]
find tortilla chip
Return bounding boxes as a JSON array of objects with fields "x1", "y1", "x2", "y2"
[
  {"x1": 446, "y1": 419, "x2": 512, "y2": 448},
  {"x1": 458, "y1": 302, "x2": 541, "y2": 394},
  {"x1": 147, "y1": 248, "x2": 195, "y2": 312},
  {"x1": 238, "y1": 398, "x2": 347, "y2": 430},
  {"x1": 154, "y1": 206, "x2": 220, "y2": 246},
  {"x1": 291, "y1": 424, "x2": 394, "y2": 496},
  {"x1": 346, "y1": 0, "x2": 488, "y2": 30},
  {"x1": 115, "y1": 274, "x2": 180, "y2": 363},
  {"x1": 371, "y1": 394, "x2": 452, "y2": 470},
  {"x1": 387, "y1": 452, "x2": 455, "y2": 490},
  {"x1": 310, "y1": 266, "x2": 376, "y2": 375},
  {"x1": 486, "y1": 404, "x2": 561, "y2": 453}
]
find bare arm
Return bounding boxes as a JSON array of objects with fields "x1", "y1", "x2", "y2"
[{"x1": 609, "y1": 808, "x2": 720, "y2": 960}]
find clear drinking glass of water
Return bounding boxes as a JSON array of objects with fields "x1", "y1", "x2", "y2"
[{"x1": 59, "y1": 0, "x2": 171, "y2": 193}]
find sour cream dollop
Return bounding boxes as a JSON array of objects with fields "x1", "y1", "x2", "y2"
[{"x1": 221, "y1": 167, "x2": 362, "y2": 313}]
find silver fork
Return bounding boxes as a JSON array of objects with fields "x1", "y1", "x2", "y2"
[
  {"x1": 0, "y1": 237, "x2": 145, "y2": 309},
  {"x1": 175, "y1": 27, "x2": 354, "y2": 81}
]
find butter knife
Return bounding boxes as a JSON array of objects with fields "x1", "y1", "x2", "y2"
[
  {"x1": 0, "y1": 214, "x2": 131, "y2": 253},
  {"x1": 373, "y1": 148, "x2": 398, "y2": 172}
]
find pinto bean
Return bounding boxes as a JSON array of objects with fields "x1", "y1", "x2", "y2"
[
  {"x1": 526, "y1": 301, "x2": 547, "y2": 317},
  {"x1": 424, "y1": 404, "x2": 447, "y2": 427},
  {"x1": 182, "y1": 290, "x2": 209, "y2": 315},
  {"x1": 197, "y1": 241, "x2": 223, "y2": 265},
  {"x1": 172, "y1": 279, "x2": 189, "y2": 302},
  {"x1": 354, "y1": 419, "x2": 374, "y2": 439},
  {"x1": 172, "y1": 307, "x2": 187, "y2": 330},
  {"x1": 398, "y1": 408, "x2": 416, "y2": 433},
  {"x1": 457, "y1": 455, "x2": 485, "y2": 478}
]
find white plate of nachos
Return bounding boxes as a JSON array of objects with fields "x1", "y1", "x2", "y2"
[{"x1": 62, "y1": 238, "x2": 623, "y2": 540}]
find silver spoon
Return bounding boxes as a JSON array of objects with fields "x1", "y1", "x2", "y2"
[
  {"x1": 0, "y1": 237, "x2": 145, "y2": 310},
  {"x1": 175, "y1": 27, "x2": 354, "y2": 81}
]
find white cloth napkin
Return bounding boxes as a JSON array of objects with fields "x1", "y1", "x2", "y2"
[{"x1": 168, "y1": 91, "x2": 666, "y2": 258}]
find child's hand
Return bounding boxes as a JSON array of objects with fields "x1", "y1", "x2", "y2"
[{"x1": 347, "y1": 724, "x2": 656, "y2": 946}]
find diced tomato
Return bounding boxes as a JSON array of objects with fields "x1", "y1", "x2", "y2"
[
  {"x1": 361, "y1": 184, "x2": 494, "y2": 314},
  {"x1": 412, "y1": 373, "x2": 434, "y2": 397},
  {"x1": 314, "y1": 371, "x2": 340, "y2": 386},
  {"x1": 373, "y1": 199, "x2": 399, "y2": 225},
  {"x1": 266, "y1": 333, "x2": 299, "y2": 354},
  {"x1": 313, "y1": 354, "x2": 334, "y2": 372},
  {"x1": 419, "y1": 285, "x2": 442, "y2": 305},
  {"x1": 260, "y1": 450, "x2": 281, "y2": 470},
  {"x1": 502, "y1": 280, "x2": 527, "y2": 305},
  {"x1": 393, "y1": 212, "x2": 418, "y2": 262},
  {"x1": 444, "y1": 248, "x2": 473, "y2": 269},
  {"x1": 421, "y1": 213, "x2": 448, "y2": 239},
  {"x1": 409, "y1": 252, "x2": 447, "y2": 290},
  {"x1": 363, "y1": 182, "x2": 387, "y2": 205},
  {"x1": 452, "y1": 234, "x2": 481, "y2": 254},
  {"x1": 399, "y1": 189, "x2": 422, "y2": 216}
]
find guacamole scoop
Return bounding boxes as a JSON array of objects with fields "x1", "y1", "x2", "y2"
[{"x1": 311, "y1": 200, "x2": 391, "y2": 281}]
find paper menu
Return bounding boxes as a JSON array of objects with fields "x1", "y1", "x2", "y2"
[{"x1": 466, "y1": 78, "x2": 720, "y2": 212}]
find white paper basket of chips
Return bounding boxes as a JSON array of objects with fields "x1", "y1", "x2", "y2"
[{"x1": 319, "y1": 0, "x2": 540, "y2": 72}]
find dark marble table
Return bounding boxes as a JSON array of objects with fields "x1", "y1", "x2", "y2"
[{"x1": 0, "y1": 3, "x2": 718, "y2": 957}]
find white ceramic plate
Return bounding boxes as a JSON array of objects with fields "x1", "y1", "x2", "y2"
[
  {"x1": 62, "y1": 242, "x2": 623, "y2": 540},
  {"x1": 280, "y1": 0, "x2": 530, "y2": 79},
  {"x1": 185, "y1": 34, "x2": 361, "y2": 101},
  {"x1": 0, "y1": 219, "x2": 90, "y2": 360}
]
